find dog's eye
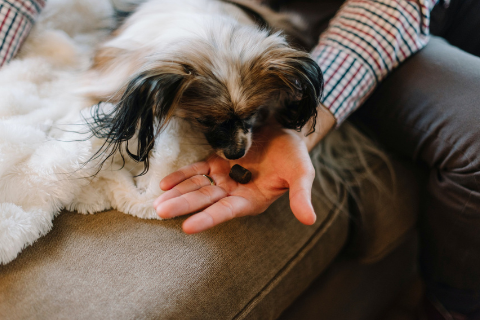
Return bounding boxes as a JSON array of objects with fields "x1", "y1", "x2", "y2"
[
  {"x1": 182, "y1": 64, "x2": 195, "y2": 76},
  {"x1": 196, "y1": 117, "x2": 215, "y2": 126},
  {"x1": 243, "y1": 122, "x2": 253, "y2": 131},
  {"x1": 244, "y1": 110, "x2": 258, "y2": 121},
  {"x1": 294, "y1": 79, "x2": 302, "y2": 90}
]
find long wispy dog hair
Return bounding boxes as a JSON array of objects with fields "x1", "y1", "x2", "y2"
[{"x1": 82, "y1": 0, "x2": 324, "y2": 173}]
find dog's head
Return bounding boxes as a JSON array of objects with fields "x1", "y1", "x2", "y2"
[{"x1": 89, "y1": 27, "x2": 323, "y2": 173}]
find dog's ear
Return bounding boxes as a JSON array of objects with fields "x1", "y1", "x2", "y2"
[
  {"x1": 89, "y1": 71, "x2": 188, "y2": 174},
  {"x1": 272, "y1": 54, "x2": 324, "y2": 134}
]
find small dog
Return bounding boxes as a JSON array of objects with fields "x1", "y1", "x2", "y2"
[{"x1": 83, "y1": 0, "x2": 323, "y2": 172}]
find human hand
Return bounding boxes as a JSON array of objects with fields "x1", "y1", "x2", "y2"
[{"x1": 153, "y1": 123, "x2": 318, "y2": 234}]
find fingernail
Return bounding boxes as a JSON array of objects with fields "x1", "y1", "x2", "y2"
[
  {"x1": 159, "y1": 181, "x2": 168, "y2": 191},
  {"x1": 156, "y1": 204, "x2": 169, "y2": 219}
]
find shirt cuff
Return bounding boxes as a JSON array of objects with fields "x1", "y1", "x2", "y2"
[
  {"x1": 310, "y1": 0, "x2": 438, "y2": 126},
  {"x1": 312, "y1": 44, "x2": 377, "y2": 125}
]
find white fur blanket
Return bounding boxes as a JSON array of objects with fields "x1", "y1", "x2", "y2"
[{"x1": 0, "y1": 0, "x2": 211, "y2": 264}]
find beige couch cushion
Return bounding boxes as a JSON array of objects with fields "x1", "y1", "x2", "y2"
[
  {"x1": 0, "y1": 123, "x2": 420, "y2": 319},
  {"x1": 0, "y1": 178, "x2": 348, "y2": 320},
  {"x1": 346, "y1": 158, "x2": 421, "y2": 264}
]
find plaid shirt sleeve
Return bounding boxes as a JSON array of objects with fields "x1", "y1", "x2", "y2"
[
  {"x1": 311, "y1": 0, "x2": 442, "y2": 125},
  {"x1": 0, "y1": 0, "x2": 45, "y2": 67}
]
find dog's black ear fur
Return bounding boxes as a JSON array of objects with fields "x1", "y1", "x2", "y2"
[
  {"x1": 275, "y1": 55, "x2": 324, "y2": 135},
  {"x1": 88, "y1": 71, "x2": 185, "y2": 175}
]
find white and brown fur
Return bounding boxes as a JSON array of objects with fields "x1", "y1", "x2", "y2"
[{"x1": 82, "y1": 0, "x2": 324, "y2": 173}]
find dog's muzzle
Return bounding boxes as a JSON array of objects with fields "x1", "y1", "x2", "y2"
[{"x1": 223, "y1": 147, "x2": 246, "y2": 160}]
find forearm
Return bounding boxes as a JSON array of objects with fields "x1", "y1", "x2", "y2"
[
  {"x1": 311, "y1": 0, "x2": 442, "y2": 125},
  {"x1": 301, "y1": 103, "x2": 336, "y2": 152}
]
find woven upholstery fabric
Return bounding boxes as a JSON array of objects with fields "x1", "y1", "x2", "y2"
[{"x1": 0, "y1": 165, "x2": 348, "y2": 320}]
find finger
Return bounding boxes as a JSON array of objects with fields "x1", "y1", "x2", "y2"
[
  {"x1": 288, "y1": 170, "x2": 316, "y2": 225},
  {"x1": 160, "y1": 161, "x2": 210, "y2": 191},
  {"x1": 182, "y1": 196, "x2": 252, "y2": 234},
  {"x1": 156, "y1": 186, "x2": 228, "y2": 219},
  {"x1": 154, "y1": 174, "x2": 213, "y2": 207}
]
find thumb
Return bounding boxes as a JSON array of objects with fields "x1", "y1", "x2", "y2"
[{"x1": 288, "y1": 172, "x2": 316, "y2": 225}]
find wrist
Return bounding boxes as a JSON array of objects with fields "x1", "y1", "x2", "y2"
[{"x1": 301, "y1": 103, "x2": 336, "y2": 151}]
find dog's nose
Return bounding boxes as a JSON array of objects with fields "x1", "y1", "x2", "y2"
[{"x1": 224, "y1": 148, "x2": 246, "y2": 160}]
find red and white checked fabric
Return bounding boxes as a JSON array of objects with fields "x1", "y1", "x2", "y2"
[
  {"x1": 312, "y1": 0, "x2": 442, "y2": 125},
  {"x1": 0, "y1": 0, "x2": 45, "y2": 67}
]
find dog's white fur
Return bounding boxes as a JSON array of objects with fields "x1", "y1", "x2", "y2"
[
  {"x1": 82, "y1": 0, "x2": 321, "y2": 163},
  {"x1": 83, "y1": 0, "x2": 261, "y2": 158},
  {"x1": 83, "y1": 0, "x2": 292, "y2": 98}
]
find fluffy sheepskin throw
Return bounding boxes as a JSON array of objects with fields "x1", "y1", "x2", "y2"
[{"x1": 0, "y1": 0, "x2": 211, "y2": 264}]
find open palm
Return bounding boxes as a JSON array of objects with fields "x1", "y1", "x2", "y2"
[{"x1": 154, "y1": 125, "x2": 317, "y2": 234}]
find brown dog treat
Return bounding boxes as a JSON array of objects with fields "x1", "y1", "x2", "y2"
[{"x1": 229, "y1": 164, "x2": 252, "y2": 184}]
